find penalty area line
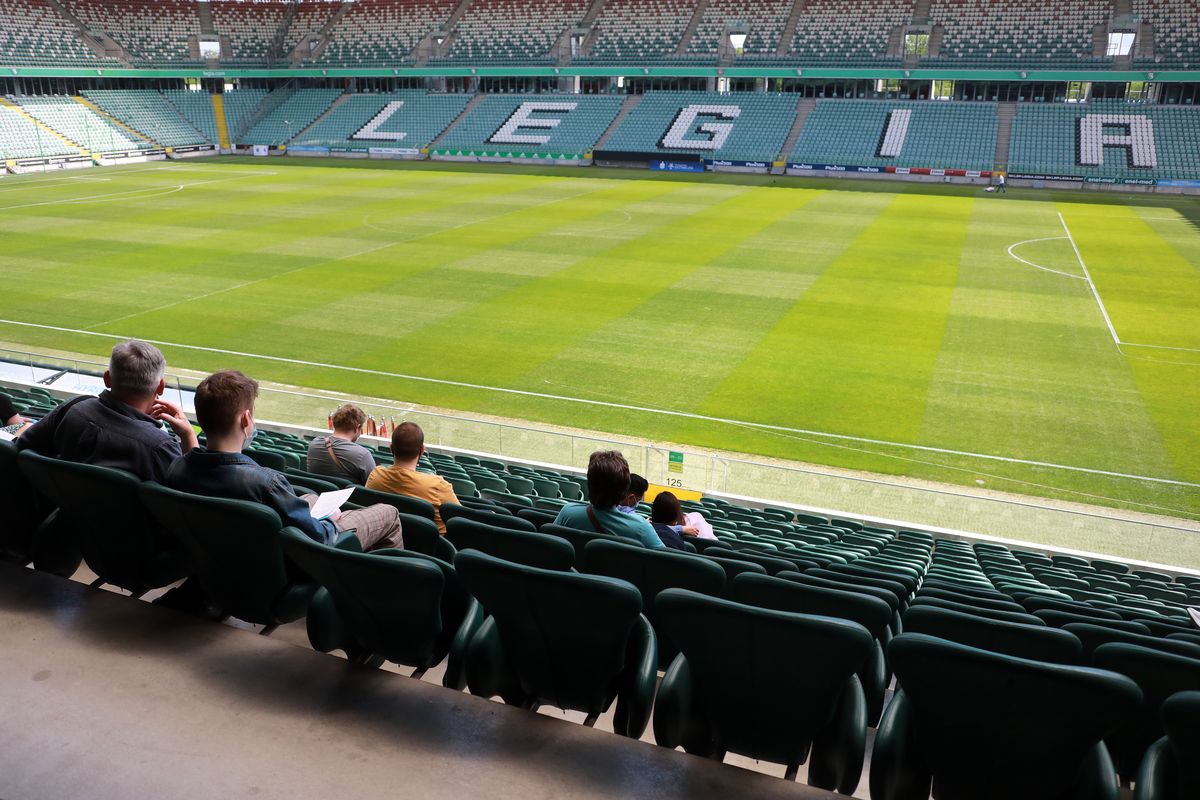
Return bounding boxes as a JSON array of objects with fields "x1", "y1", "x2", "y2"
[
  {"x1": 1058, "y1": 212, "x2": 1121, "y2": 347},
  {"x1": 0, "y1": 318, "x2": 1197, "y2": 490}
]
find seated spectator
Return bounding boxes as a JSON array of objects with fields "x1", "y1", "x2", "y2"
[
  {"x1": 306, "y1": 404, "x2": 376, "y2": 484},
  {"x1": 554, "y1": 451, "x2": 664, "y2": 550},
  {"x1": 682, "y1": 507, "x2": 716, "y2": 540},
  {"x1": 167, "y1": 370, "x2": 402, "y2": 551},
  {"x1": 365, "y1": 421, "x2": 458, "y2": 535},
  {"x1": 618, "y1": 473, "x2": 649, "y2": 515},
  {"x1": 649, "y1": 491, "x2": 695, "y2": 551},
  {"x1": 0, "y1": 392, "x2": 32, "y2": 438},
  {"x1": 18, "y1": 340, "x2": 197, "y2": 481}
]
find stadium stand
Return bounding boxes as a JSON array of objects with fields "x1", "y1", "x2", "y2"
[
  {"x1": 0, "y1": 0, "x2": 113, "y2": 67},
  {"x1": 292, "y1": 91, "x2": 472, "y2": 149},
  {"x1": 0, "y1": 103, "x2": 80, "y2": 159},
  {"x1": 791, "y1": 100, "x2": 999, "y2": 172},
  {"x1": 434, "y1": 94, "x2": 624, "y2": 156},
  {"x1": 68, "y1": 0, "x2": 201, "y2": 67},
  {"x1": 317, "y1": 0, "x2": 457, "y2": 66},
  {"x1": 686, "y1": 0, "x2": 791, "y2": 56},
  {"x1": 599, "y1": 91, "x2": 798, "y2": 162},
  {"x1": 82, "y1": 90, "x2": 211, "y2": 147},
  {"x1": 220, "y1": 87, "x2": 269, "y2": 142},
  {"x1": 1008, "y1": 100, "x2": 1200, "y2": 180},
  {"x1": 580, "y1": 0, "x2": 696, "y2": 62},
  {"x1": 239, "y1": 88, "x2": 343, "y2": 146},
  {"x1": 786, "y1": 0, "x2": 909, "y2": 64},
  {"x1": 438, "y1": 0, "x2": 588, "y2": 64},
  {"x1": 1133, "y1": 0, "x2": 1200, "y2": 69},
  {"x1": 282, "y1": 0, "x2": 342, "y2": 61},
  {"x1": 209, "y1": 0, "x2": 289, "y2": 65},
  {"x1": 924, "y1": 0, "x2": 1112, "y2": 68},
  {"x1": 13, "y1": 96, "x2": 150, "y2": 153},
  {"x1": 162, "y1": 89, "x2": 220, "y2": 144}
]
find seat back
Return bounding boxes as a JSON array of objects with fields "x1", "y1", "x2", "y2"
[
  {"x1": 732, "y1": 572, "x2": 892, "y2": 637},
  {"x1": 139, "y1": 482, "x2": 312, "y2": 625},
  {"x1": 582, "y1": 539, "x2": 725, "y2": 667},
  {"x1": 1162, "y1": 691, "x2": 1200, "y2": 800},
  {"x1": 655, "y1": 588, "x2": 873, "y2": 766},
  {"x1": 441, "y1": 501, "x2": 537, "y2": 531},
  {"x1": 0, "y1": 441, "x2": 44, "y2": 562},
  {"x1": 1036, "y1": 609, "x2": 1152, "y2": 634},
  {"x1": 18, "y1": 449, "x2": 172, "y2": 591},
  {"x1": 1064, "y1": 623, "x2": 1200, "y2": 661},
  {"x1": 1092, "y1": 643, "x2": 1200, "y2": 780},
  {"x1": 281, "y1": 529, "x2": 446, "y2": 668},
  {"x1": 445, "y1": 517, "x2": 574, "y2": 571},
  {"x1": 455, "y1": 549, "x2": 643, "y2": 714},
  {"x1": 903, "y1": 605, "x2": 1082, "y2": 663},
  {"x1": 881, "y1": 633, "x2": 1141, "y2": 800},
  {"x1": 540, "y1": 523, "x2": 619, "y2": 562}
]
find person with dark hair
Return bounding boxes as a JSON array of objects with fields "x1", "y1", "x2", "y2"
[
  {"x1": 306, "y1": 403, "x2": 376, "y2": 484},
  {"x1": 365, "y1": 421, "x2": 458, "y2": 534},
  {"x1": 0, "y1": 393, "x2": 31, "y2": 438},
  {"x1": 618, "y1": 473, "x2": 649, "y2": 515},
  {"x1": 167, "y1": 370, "x2": 402, "y2": 550},
  {"x1": 18, "y1": 340, "x2": 196, "y2": 481},
  {"x1": 553, "y1": 450, "x2": 664, "y2": 549},
  {"x1": 649, "y1": 491, "x2": 693, "y2": 551}
]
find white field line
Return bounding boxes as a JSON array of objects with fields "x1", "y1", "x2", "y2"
[
  {"x1": 1005, "y1": 236, "x2": 1085, "y2": 280},
  {"x1": 0, "y1": 175, "x2": 112, "y2": 192},
  {"x1": 1121, "y1": 341, "x2": 1200, "y2": 354},
  {"x1": 0, "y1": 185, "x2": 184, "y2": 212},
  {"x1": 0, "y1": 317, "x2": 1197, "y2": 490},
  {"x1": 1058, "y1": 212, "x2": 1122, "y2": 347}
]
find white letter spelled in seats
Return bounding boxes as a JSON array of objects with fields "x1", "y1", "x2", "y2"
[
  {"x1": 352, "y1": 101, "x2": 408, "y2": 141},
  {"x1": 660, "y1": 105, "x2": 742, "y2": 150},
  {"x1": 876, "y1": 109, "x2": 912, "y2": 158},
  {"x1": 1078, "y1": 114, "x2": 1157, "y2": 168},
  {"x1": 488, "y1": 102, "x2": 579, "y2": 145}
]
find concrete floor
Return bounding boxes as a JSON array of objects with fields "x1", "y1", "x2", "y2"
[{"x1": 73, "y1": 563, "x2": 880, "y2": 798}]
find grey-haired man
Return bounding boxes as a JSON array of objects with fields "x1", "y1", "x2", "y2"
[{"x1": 19, "y1": 340, "x2": 197, "y2": 482}]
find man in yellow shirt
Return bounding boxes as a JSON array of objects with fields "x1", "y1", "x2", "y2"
[{"x1": 366, "y1": 421, "x2": 458, "y2": 535}]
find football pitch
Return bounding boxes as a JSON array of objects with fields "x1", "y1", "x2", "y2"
[{"x1": 0, "y1": 158, "x2": 1197, "y2": 522}]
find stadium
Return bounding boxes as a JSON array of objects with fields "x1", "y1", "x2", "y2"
[{"x1": 1, "y1": 0, "x2": 1199, "y2": 797}]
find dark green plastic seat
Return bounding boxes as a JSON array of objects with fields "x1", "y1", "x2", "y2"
[
  {"x1": 441, "y1": 501, "x2": 536, "y2": 531},
  {"x1": 1036, "y1": 609, "x2": 1152, "y2": 634},
  {"x1": 516, "y1": 508, "x2": 556, "y2": 528},
  {"x1": 540, "y1": 523, "x2": 619, "y2": 562},
  {"x1": 0, "y1": 440, "x2": 54, "y2": 566},
  {"x1": 581, "y1": 538, "x2": 725, "y2": 669},
  {"x1": 653, "y1": 588, "x2": 873, "y2": 792},
  {"x1": 285, "y1": 467, "x2": 353, "y2": 489},
  {"x1": 810, "y1": 567, "x2": 911, "y2": 609},
  {"x1": 917, "y1": 586, "x2": 1026, "y2": 613},
  {"x1": 1064, "y1": 623, "x2": 1200, "y2": 661},
  {"x1": 910, "y1": 595, "x2": 1045, "y2": 626},
  {"x1": 731, "y1": 572, "x2": 891, "y2": 727},
  {"x1": 445, "y1": 517, "x2": 574, "y2": 571},
  {"x1": 280, "y1": 529, "x2": 482, "y2": 688},
  {"x1": 244, "y1": 448, "x2": 288, "y2": 470},
  {"x1": 18, "y1": 450, "x2": 188, "y2": 594},
  {"x1": 454, "y1": 549, "x2": 655, "y2": 737},
  {"x1": 1134, "y1": 691, "x2": 1200, "y2": 800},
  {"x1": 903, "y1": 604, "x2": 1082, "y2": 663},
  {"x1": 1091, "y1": 644, "x2": 1200, "y2": 782},
  {"x1": 872, "y1": 633, "x2": 1142, "y2": 800},
  {"x1": 702, "y1": 553, "x2": 768, "y2": 587},
  {"x1": 139, "y1": 482, "x2": 316, "y2": 631}
]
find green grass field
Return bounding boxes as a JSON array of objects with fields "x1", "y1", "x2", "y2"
[{"x1": 1, "y1": 158, "x2": 1197, "y2": 521}]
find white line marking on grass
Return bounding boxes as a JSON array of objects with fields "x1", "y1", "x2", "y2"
[
  {"x1": 1121, "y1": 342, "x2": 1200, "y2": 354},
  {"x1": 0, "y1": 176, "x2": 112, "y2": 192},
  {"x1": 0, "y1": 317, "x2": 1196, "y2": 490},
  {"x1": 1005, "y1": 237, "x2": 1085, "y2": 280},
  {"x1": 0, "y1": 185, "x2": 184, "y2": 211},
  {"x1": 1059, "y1": 212, "x2": 1122, "y2": 347}
]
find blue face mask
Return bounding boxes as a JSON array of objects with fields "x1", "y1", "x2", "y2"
[{"x1": 242, "y1": 422, "x2": 257, "y2": 451}]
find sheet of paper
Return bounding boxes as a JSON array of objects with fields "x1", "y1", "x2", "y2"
[
  {"x1": 0, "y1": 430, "x2": 15, "y2": 442},
  {"x1": 309, "y1": 488, "x2": 354, "y2": 521}
]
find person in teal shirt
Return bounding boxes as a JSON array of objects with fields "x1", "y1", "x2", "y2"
[{"x1": 554, "y1": 451, "x2": 665, "y2": 550}]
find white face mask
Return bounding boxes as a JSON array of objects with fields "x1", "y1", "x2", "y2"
[{"x1": 241, "y1": 419, "x2": 257, "y2": 451}]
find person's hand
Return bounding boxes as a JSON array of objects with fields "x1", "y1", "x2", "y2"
[
  {"x1": 328, "y1": 510, "x2": 343, "y2": 524},
  {"x1": 152, "y1": 399, "x2": 199, "y2": 449},
  {"x1": 682, "y1": 526, "x2": 699, "y2": 537}
]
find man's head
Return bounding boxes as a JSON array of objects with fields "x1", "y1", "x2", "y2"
[
  {"x1": 623, "y1": 473, "x2": 649, "y2": 508},
  {"x1": 331, "y1": 404, "x2": 367, "y2": 440},
  {"x1": 587, "y1": 450, "x2": 631, "y2": 510},
  {"x1": 390, "y1": 421, "x2": 425, "y2": 465},
  {"x1": 104, "y1": 340, "x2": 166, "y2": 401},
  {"x1": 194, "y1": 370, "x2": 259, "y2": 447}
]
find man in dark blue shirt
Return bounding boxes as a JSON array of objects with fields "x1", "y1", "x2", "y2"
[
  {"x1": 166, "y1": 369, "x2": 402, "y2": 550},
  {"x1": 18, "y1": 341, "x2": 197, "y2": 482}
]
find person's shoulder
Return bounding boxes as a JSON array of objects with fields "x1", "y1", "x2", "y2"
[{"x1": 555, "y1": 502, "x2": 588, "y2": 520}]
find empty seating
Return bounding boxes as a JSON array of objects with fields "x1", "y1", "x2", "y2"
[
  {"x1": 82, "y1": 90, "x2": 210, "y2": 147},
  {"x1": 14, "y1": 96, "x2": 149, "y2": 152},
  {"x1": 209, "y1": 0, "x2": 288, "y2": 65},
  {"x1": 435, "y1": 94, "x2": 623, "y2": 156},
  {"x1": 687, "y1": 0, "x2": 791, "y2": 56},
  {"x1": 293, "y1": 91, "x2": 471, "y2": 150},
  {"x1": 787, "y1": 0, "x2": 909, "y2": 63},
  {"x1": 0, "y1": 0, "x2": 114, "y2": 67},
  {"x1": 583, "y1": 0, "x2": 695, "y2": 61},
  {"x1": 70, "y1": 0, "x2": 200, "y2": 66},
  {"x1": 1134, "y1": 0, "x2": 1200, "y2": 68},
  {"x1": 1135, "y1": 691, "x2": 1200, "y2": 800},
  {"x1": 791, "y1": 100, "x2": 998, "y2": 172},
  {"x1": 162, "y1": 89, "x2": 219, "y2": 143},
  {"x1": 219, "y1": 87, "x2": 268, "y2": 141},
  {"x1": 318, "y1": 0, "x2": 456, "y2": 66},
  {"x1": 1009, "y1": 101, "x2": 1200, "y2": 181},
  {"x1": 0, "y1": 103, "x2": 79, "y2": 159},
  {"x1": 441, "y1": 0, "x2": 587, "y2": 63},
  {"x1": 601, "y1": 91, "x2": 797, "y2": 162},
  {"x1": 240, "y1": 88, "x2": 343, "y2": 146},
  {"x1": 927, "y1": 0, "x2": 1111, "y2": 68}
]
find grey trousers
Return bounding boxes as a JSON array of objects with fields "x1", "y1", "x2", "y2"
[{"x1": 301, "y1": 495, "x2": 404, "y2": 551}]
